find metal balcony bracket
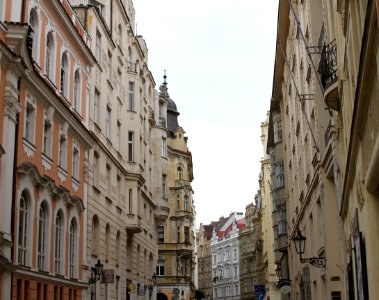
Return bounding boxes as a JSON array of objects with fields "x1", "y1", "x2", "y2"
[{"x1": 300, "y1": 256, "x2": 326, "y2": 268}]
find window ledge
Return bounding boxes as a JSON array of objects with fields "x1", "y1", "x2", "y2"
[
  {"x1": 58, "y1": 166, "x2": 67, "y2": 182},
  {"x1": 22, "y1": 138, "x2": 35, "y2": 158},
  {"x1": 71, "y1": 177, "x2": 80, "y2": 192},
  {"x1": 41, "y1": 153, "x2": 52, "y2": 171}
]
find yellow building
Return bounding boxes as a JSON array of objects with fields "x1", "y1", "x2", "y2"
[{"x1": 155, "y1": 75, "x2": 195, "y2": 300}]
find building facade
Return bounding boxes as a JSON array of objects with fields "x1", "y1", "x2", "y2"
[
  {"x1": 0, "y1": 0, "x2": 95, "y2": 299},
  {"x1": 321, "y1": 0, "x2": 379, "y2": 299},
  {"x1": 259, "y1": 114, "x2": 281, "y2": 300},
  {"x1": 71, "y1": 0, "x2": 167, "y2": 298},
  {"x1": 211, "y1": 212, "x2": 244, "y2": 300},
  {"x1": 154, "y1": 76, "x2": 196, "y2": 300},
  {"x1": 238, "y1": 201, "x2": 261, "y2": 300}
]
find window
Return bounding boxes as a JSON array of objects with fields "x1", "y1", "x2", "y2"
[
  {"x1": 128, "y1": 82, "x2": 134, "y2": 110},
  {"x1": 95, "y1": 30, "x2": 101, "y2": 61},
  {"x1": 116, "y1": 231, "x2": 121, "y2": 266},
  {"x1": 106, "y1": 164, "x2": 111, "y2": 195},
  {"x1": 55, "y1": 211, "x2": 63, "y2": 274},
  {"x1": 105, "y1": 224, "x2": 111, "y2": 262},
  {"x1": 69, "y1": 219, "x2": 77, "y2": 278},
  {"x1": 276, "y1": 161, "x2": 285, "y2": 188},
  {"x1": 94, "y1": 90, "x2": 100, "y2": 123},
  {"x1": 117, "y1": 123, "x2": 121, "y2": 150},
  {"x1": 58, "y1": 133, "x2": 67, "y2": 169},
  {"x1": 38, "y1": 203, "x2": 47, "y2": 270},
  {"x1": 73, "y1": 70, "x2": 81, "y2": 112},
  {"x1": 184, "y1": 195, "x2": 189, "y2": 211},
  {"x1": 45, "y1": 32, "x2": 54, "y2": 79},
  {"x1": 117, "y1": 70, "x2": 121, "y2": 98},
  {"x1": 273, "y1": 117, "x2": 282, "y2": 143},
  {"x1": 93, "y1": 152, "x2": 99, "y2": 185},
  {"x1": 177, "y1": 195, "x2": 180, "y2": 210},
  {"x1": 161, "y1": 137, "x2": 167, "y2": 157},
  {"x1": 156, "y1": 262, "x2": 165, "y2": 276},
  {"x1": 278, "y1": 209, "x2": 287, "y2": 234},
  {"x1": 177, "y1": 167, "x2": 183, "y2": 180},
  {"x1": 162, "y1": 174, "x2": 167, "y2": 198},
  {"x1": 128, "y1": 132, "x2": 134, "y2": 161},
  {"x1": 127, "y1": 47, "x2": 133, "y2": 70},
  {"x1": 177, "y1": 226, "x2": 180, "y2": 243},
  {"x1": 29, "y1": 9, "x2": 39, "y2": 62},
  {"x1": 72, "y1": 144, "x2": 80, "y2": 179},
  {"x1": 91, "y1": 215, "x2": 99, "y2": 256},
  {"x1": 117, "y1": 175, "x2": 121, "y2": 202},
  {"x1": 60, "y1": 53, "x2": 69, "y2": 97},
  {"x1": 24, "y1": 101, "x2": 35, "y2": 143},
  {"x1": 117, "y1": 24, "x2": 122, "y2": 48},
  {"x1": 42, "y1": 118, "x2": 52, "y2": 157},
  {"x1": 18, "y1": 192, "x2": 28, "y2": 265},
  {"x1": 157, "y1": 226, "x2": 164, "y2": 244},
  {"x1": 128, "y1": 189, "x2": 133, "y2": 214},
  {"x1": 106, "y1": 106, "x2": 111, "y2": 139},
  {"x1": 184, "y1": 226, "x2": 190, "y2": 244}
]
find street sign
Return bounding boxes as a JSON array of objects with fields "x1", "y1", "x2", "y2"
[{"x1": 255, "y1": 285, "x2": 266, "y2": 300}]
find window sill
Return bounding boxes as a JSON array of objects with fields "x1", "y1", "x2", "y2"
[
  {"x1": 22, "y1": 138, "x2": 36, "y2": 158},
  {"x1": 41, "y1": 153, "x2": 52, "y2": 171},
  {"x1": 58, "y1": 166, "x2": 67, "y2": 182},
  {"x1": 71, "y1": 176, "x2": 80, "y2": 192}
]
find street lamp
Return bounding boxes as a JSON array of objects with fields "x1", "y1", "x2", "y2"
[
  {"x1": 90, "y1": 259, "x2": 104, "y2": 283},
  {"x1": 292, "y1": 230, "x2": 326, "y2": 268}
]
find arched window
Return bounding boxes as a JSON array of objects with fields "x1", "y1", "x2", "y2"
[
  {"x1": 73, "y1": 70, "x2": 81, "y2": 112},
  {"x1": 105, "y1": 223, "x2": 111, "y2": 262},
  {"x1": 18, "y1": 191, "x2": 28, "y2": 265},
  {"x1": 60, "y1": 52, "x2": 69, "y2": 98},
  {"x1": 29, "y1": 8, "x2": 39, "y2": 62},
  {"x1": 45, "y1": 32, "x2": 55, "y2": 79},
  {"x1": 55, "y1": 210, "x2": 64, "y2": 274},
  {"x1": 91, "y1": 215, "x2": 100, "y2": 256},
  {"x1": 116, "y1": 231, "x2": 121, "y2": 266},
  {"x1": 69, "y1": 218, "x2": 77, "y2": 278},
  {"x1": 38, "y1": 202, "x2": 48, "y2": 270},
  {"x1": 177, "y1": 167, "x2": 183, "y2": 180}
]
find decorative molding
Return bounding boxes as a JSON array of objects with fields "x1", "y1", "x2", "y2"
[
  {"x1": 22, "y1": 138, "x2": 36, "y2": 158},
  {"x1": 3, "y1": 82, "x2": 21, "y2": 121}
]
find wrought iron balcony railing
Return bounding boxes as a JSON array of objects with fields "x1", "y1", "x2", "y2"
[{"x1": 320, "y1": 40, "x2": 338, "y2": 90}]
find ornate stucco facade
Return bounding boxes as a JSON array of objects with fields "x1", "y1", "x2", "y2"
[
  {"x1": 154, "y1": 76, "x2": 196, "y2": 300},
  {"x1": 0, "y1": 0, "x2": 95, "y2": 299}
]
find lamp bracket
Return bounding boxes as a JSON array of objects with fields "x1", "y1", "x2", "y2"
[{"x1": 300, "y1": 256, "x2": 326, "y2": 268}]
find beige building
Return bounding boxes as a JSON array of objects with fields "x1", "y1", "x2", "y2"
[
  {"x1": 155, "y1": 76, "x2": 195, "y2": 300},
  {"x1": 238, "y1": 201, "x2": 262, "y2": 300},
  {"x1": 72, "y1": 0, "x2": 168, "y2": 299},
  {"x1": 259, "y1": 114, "x2": 281, "y2": 300},
  {"x1": 321, "y1": 1, "x2": 379, "y2": 299}
]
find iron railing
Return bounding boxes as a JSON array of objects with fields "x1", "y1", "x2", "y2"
[{"x1": 320, "y1": 40, "x2": 338, "y2": 90}]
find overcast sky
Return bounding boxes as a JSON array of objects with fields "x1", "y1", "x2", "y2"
[{"x1": 132, "y1": 0, "x2": 279, "y2": 228}]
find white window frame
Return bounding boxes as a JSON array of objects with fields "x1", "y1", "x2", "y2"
[
  {"x1": 60, "y1": 52, "x2": 69, "y2": 98},
  {"x1": 162, "y1": 174, "x2": 167, "y2": 198},
  {"x1": 55, "y1": 211, "x2": 63, "y2": 274},
  {"x1": 45, "y1": 32, "x2": 55, "y2": 80},
  {"x1": 128, "y1": 82, "x2": 134, "y2": 110},
  {"x1": 38, "y1": 203, "x2": 47, "y2": 270},
  {"x1": 58, "y1": 132, "x2": 67, "y2": 169},
  {"x1": 72, "y1": 143, "x2": 80, "y2": 180},
  {"x1": 18, "y1": 192, "x2": 28, "y2": 265},
  {"x1": 73, "y1": 70, "x2": 81, "y2": 113},
  {"x1": 24, "y1": 100, "x2": 36, "y2": 143},
  {"x1": 128, "y1": 132, "x2": 134, "y2": 161},
  {"x1": 69, "y1": 219, "x2": 77, "y2": 278},
  {"x1": 161, "y1": 137, "x2": 167, "y2": 157},
  {"x1": 42, "y1": 117, "x2": 52, "y2": 157}
]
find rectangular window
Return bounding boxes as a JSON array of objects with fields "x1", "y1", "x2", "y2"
[
  {"x1": 58, "y1": 133, "x2": 67, "y2": 169},
  {"x1": 95, "y1": 30, "x2": 101, "y2": 61},
  {"x1": 117, "y1": 176, "x2": 121, "y2": 202},
  {"x1": 72, "y1": 146, "x2": 79, "y2": 179},
  {"x1": 117, "y1": 123, "x2": 121, "y2": 151},
  {"x1": 106, "y1": 106, "x2": 111, "y2": 139},
  {"x1": 157, "y1": 226, "x2": 164, "y2": 244},
  {"x1": 276, "y1": 161, "x2": 285, "y2": 188},
  {"x1": 184, "y1": 226, "x2": 190, "y2": 243},
  {"x1": 25, "y1": 102, "x2": 35, "y2": 143},
  {"x1": 93, "y1": 153, "x2": 99, "y2": 186},
  {"x1": 107, "y1": 51, "x2": 112, "y2": 82},
  {"x1": 128, "y1": 189, "x2": 133, "y2": 214},
  {"x1": 128, "y1": 132, "x2": 134, "y2": 161},
  {"x1": 106, "y1": 165, "x2": 111, "y2": 195},
  {"x1": 156, "y1": 263, "x2": 165, "y2": 276},
  {"x1": 274, "y1": 118, "x2": 282, "y2": 143},
  {"x1": 94, "y1": 90, "x2": 100, "y2": 124},
  {"x1": 128, "y1": 82, "x2": 134, "y2": 110},
  {"x1": 162, "y1": 174, "x2": 167, "y2": 198},
  {"x1": 161, "y1": 137, "x2": 167, "y2": 157},
  {"x1": 43, "y1": 118, "x2": 52, "y2": 157},
  {"x1": 117, "y1": 70, "x2": 121, "y2": 98}
]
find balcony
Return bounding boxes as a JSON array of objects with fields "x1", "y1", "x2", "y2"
[
  {"x1": 125, "y1": 214, "x2": 142, "y2": 234},
  {"x1": 274, "y1": 234, "x2": 288, "y2": 254},
  {"x1": 321, "y1": 40, "x2": 339, "y2": 110},
  {"x1": 154, "y1": 198, "x2": 170, "y2": 223}
]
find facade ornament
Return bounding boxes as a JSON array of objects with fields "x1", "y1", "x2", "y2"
[{"x1": 4, "y1": 82, "x2": 21, "y2": 121}]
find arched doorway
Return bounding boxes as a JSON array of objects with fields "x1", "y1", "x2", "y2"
[{"x1": 157, "y1": 292, "x2": 168, "y2": 300}]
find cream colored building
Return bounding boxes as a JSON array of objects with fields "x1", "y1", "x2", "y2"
[
  {"x1": 72, "y1": 1, "x2": 168, "y2": 299},
  {"x1": 259, "y1": 114, "x2": 281, "y2": 300},
  {"x1": 321, "y1": 1, "x2": 379, "y2": 299},
  {"x1": 154, "y1": 77, "x2": 196, "y2": 300}
]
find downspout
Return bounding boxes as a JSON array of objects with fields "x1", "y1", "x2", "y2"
[{"x1": 11, "y1": 78, "x2": 21, "y2": 263}]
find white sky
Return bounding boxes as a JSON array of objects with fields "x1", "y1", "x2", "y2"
[{"x1": 132, "y1": 0, "x2": 279, "y2": 228}]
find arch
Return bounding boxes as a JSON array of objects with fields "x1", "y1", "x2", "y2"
[
  {"x1": 91, "y1": 215, "x2": 100, "y2": 256},
  {"x1": 38, "y1": 200, "x2": 50, "y2": 270},
  {"x1": 73, "y1": 69, "x2": 81, "y2": 112},
  {"x1": 60, "y1": 52, "x2": 69, "y2": 98},
  {"x1": 29, "y1": 8, "x2": 40, "y2": 62},
  {"x1": 105, "y1": 223, "x2": 111, "y2": 262},
  {"x1": 45, "y1": 31, "x2": 55, "y2": 80},
  {"x1": 157, "y1": 293, "x2": 168, "y2": 300},
  {"x1": 18, "y1": 190, "x2": 31, "y2": 266},
  {"x1": 177, "y1": 166, "x2": 183, "y2": 180},
  {"x1": 55, "y1": 209, "x2": 65, "y2": 275},
  {"x1": 69, "y1": 218, "x2": 78, "y2": 278}
]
